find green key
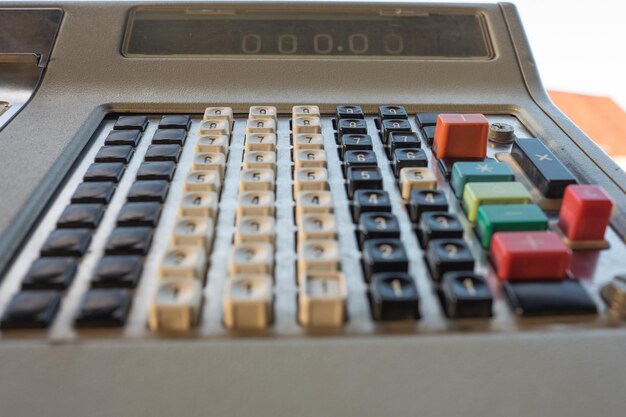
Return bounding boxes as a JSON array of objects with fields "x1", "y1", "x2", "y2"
[
  {"x1": 462, "y1": 182, "x2": 532, "y2": 222},
  {"x1": 451, "y1": 161, "x2": 515, "y2": 198},
  {"x1": 476, "y1": 204, "x2": 548, "y2": 248}
]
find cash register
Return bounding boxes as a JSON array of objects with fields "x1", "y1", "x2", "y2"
[{"x1": 0, "y1": 2, "x2": 625, "y2": 417}]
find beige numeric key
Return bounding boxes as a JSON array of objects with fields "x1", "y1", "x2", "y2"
[
  {"x1": 193, "y1": 152, "x2": 226, "y2": 180},
  {"x1": 223, "y1": 274, "x2": 273, "y2": 330},
  {"x1": 161, "y1": 246, "x2": 206, "y2": 279},
  {"x1": 197, "y1": 135, "x2": 229, "y2": 155},
  {"x1": 185, "y1": 170, "x2": 221, "y2": 193},
  {"x1": 298, "y1": 213, "x2": 337, "y2": 240},
  {"x1": 399, "y1": 167, "x2": 437, "y2": 199},
  {"x1": 294, "y1": 168, "x2": 329, "y2": 192},
  {"x1": 249, "y1": 106, "x2": 277, "y2": 121},
  {"x1": 246, "y1": 118, "x2": 276, "y2": 135},
  {"x1": 228, "y1": 242, "x2": 274, "y2": 275},
  {"x1": 245, "y1": 133, "x2": 277, "y2": 152},
  {"x1": 296, "y1": 191, "x2": 334, "y2": 221},
  {"x1": 297, "y1": 240, "x2": 340, "y2": 278},
  {"x1": 243, "y1": 151, "x2": 277, "y2": 171},
  {"x1": 298, "y1": 272, "x2": 347, "y2": 328},
  {"x1": 172, "y1": 217, "x2": 214, "y2": 252},
  {"x1": 292, "y1": 105, "x2": 320, "y2": 118},
  {"x1": 239, "y1": 168, "x2": 275, "y2": 192},
  {"x1": 180, "y1": 191, "x2": 218, "y2": 218},
  {"x1": 292, "y1": 116, "x2": 321, "y2": 135},
  {"x1": 295, "y1": 149, "x2": 327, "y2": 170},
  {"x1": 293, "y1": 133, "x2": 324, "y2": 151},
  {"x1": 237, "y1": 191, "x2": 275, "y2": 217},
  {"x1": 204, "y1": 107, "x2": 233, "y2": 124},
  {"x1": 235, "y1": 216, "x2": 276, "y2": 244},
  {"x1": 200, "y1": 119, "x2": 231, "y2": 136},
  {"x1": 149, "y1": 278, "x2": 202, "y2": 332}
]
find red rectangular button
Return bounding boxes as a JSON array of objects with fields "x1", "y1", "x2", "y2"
[
  {"x1": 490, "y1": 231, "x2": 571, "y2": 280},
  {"x1": 432, "y1": 114, "x2": 489, "y2": 160},
  {"x1": 558, "y1": 184, "x2": 613, "y2": 241}
]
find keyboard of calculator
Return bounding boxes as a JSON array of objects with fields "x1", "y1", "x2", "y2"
[{"x1": 1, "y1": 105, "x2": 624, "y2": 339}]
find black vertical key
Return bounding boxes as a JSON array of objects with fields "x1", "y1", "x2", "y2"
[
  {"x1": 74, "y1": 289, "x2": 133, "y2": 327},
  {"x1": 504, "y1": 280, "x2": 597, "y2": 317},
  {"x1": 152, "y1": 129, "x2": 188, "y2": 145},
  {"x1": 71, "y1": 182, "x2": 115, "y2": 204},
  {"x1": 378, "y1": 106, "x2": 408, "y2": 120},
  {"x1": 92, "y1": 256, "x2": 144, "y2": 288},
  {"x1": 113, "y1": 115, "x2": 148, "y2": 131},
  {"x1": 346, "y1": 167, "x2": 383, "y2": 198},
  {"x1": 511, "y1": 138, "x2": 577, "y2": 198},
  {"x1": 408, "y1": 189, "x2": 449, "y2": 222},
  {"x1": 369, "y1": 273, "x2": 420, "y2": 321},
  {"x1": 336, "y1": 105, "x2": 364, "y2": 119},
  {"x1": 343, "y1": 150, "x2": 378, "y2": 175},
  {"x1": 425, "y1": 239, "x2": 475, "y2": 282},
  {"x1": 362, "y1": 239, "x2": 409, "y2": 282},
  {"x1": 338, "y1": 118, "x2": 368, "y2": 137},
  {"x1": 40, "y1": 229, "x2": 92, "y2": 257},
  {"x1": 417, "y1": 212, "x2": 464, "y2": 247},
  {"x1": 358, "y1": 212, "x2": 401, "y2": 245},
  {"x1": 22, "y1": 258, "x2": 77, "y2": 290},
  {"x1": 57, "y1": 204, "x2": 105, "y2": 229},
  {"x1": 352, "y1": 190, "x2": 392, "y2": 220},
  {"x1": 104, "y1": 130, "x2": 142, "y2": 147},
  {"x1": 136, "y1": 161, "x2": 176, "y2": 181},
  {"x1": 381, "y1": 119, "x2": 412, "y2": 144},
  {"x1": 439, "y1": 272, "x2": 492, "y2": 318},
  {"x1": 391, "y1": 148, "x2": 428, "y2": 176},
  {"x1": 116, "y1": 202, "x2": 162, "y2": 227},
  {"x1": 105, "y1": 227, "x2": 153, "y2": 255},
  {"x1": 159, "y1": 115, "x2": 191, "y2": 130},
  {"x1": 422, "y1": 125, "x2": 436, "y2": 146},
  {"x1": 340, "y1": 134, "x2": 373, "y2": 158},
  {"x1": 414, "y1": 112, "x2": 441, "y2": 128},
  {"x1": 94, "y1": 145, "x2": 134, "y2": 163},
  {"x1": 83, "y1": 162, "x2": 125, "y2": 182},
  {"x1": 126, "y1": 180, "x2": 170, "y2": 202},
  {"x1": 144, "y1": 144, "x2": 182, "y2": 162},
  {"x1": 0, "y1": 291, "x2": 61, "y2": 329}
]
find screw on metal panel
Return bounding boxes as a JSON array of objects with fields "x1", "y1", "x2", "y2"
[{"x1": 488, "y1": 123, "x2": 516, "y2": 144}]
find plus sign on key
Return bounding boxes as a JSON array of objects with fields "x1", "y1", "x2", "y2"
[{"x1": 432, "y1": 114, "x2": 489, "y2": 160}]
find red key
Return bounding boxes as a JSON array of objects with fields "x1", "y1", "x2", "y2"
[
  {"x1": 558, "y1": 184, "x2": 613, "y2": 241},
  {"x1": 490, "y1": 231, "x2": 571, "y2": 280},
  {"x1": 432, "y1": 114, "x2": 489, "y2": 160}
]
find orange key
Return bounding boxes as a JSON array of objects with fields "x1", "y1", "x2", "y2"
[{"x1": 432, "y1": 114, "x2": 489, "y2": 160}]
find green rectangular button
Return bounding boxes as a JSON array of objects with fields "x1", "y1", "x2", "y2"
[
  {"x1": 451, "y1": 161, "x2": 515, "y2": 198},
  {"x1": 476, "y1": 204, "x2": 548, "y2": 248},
  {"x1": 462, "y1": 182, "x2": 532, "y2": 222}
]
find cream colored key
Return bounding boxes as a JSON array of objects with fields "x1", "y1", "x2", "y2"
[
  {"x1": 297, "y1": 213, "x2": 337, "y2": 240},
  {"x1": 296, "y1": 191, "x2": 334, "y2": 221},
  {"x1": 197, "y1": 135, "x2": 229, "y2": 155},
  {"x1": 245, "y1": 118, "x2": 276, "y2": 135},
  {"x1": 294, "y1": 149, "x2": 327, "y2": 170},
  {"x1": 193, "y1": 152, "x2": 226, "y2": 180},
  {"x1": 398, "y1": 167, "x2": 437, "y2": 199},
  {"x1": 161, "y1": 245, "x2": 206, "y2": 279},
  {"x1": 235, "y1": 216, "x2": 276, "y2": 244},
  {"x1": 228, "y1": 242, "x2": 274, "y2": 275},
  {"x1": 292, "y1": 116, "x2": 321, "y2": 135},
  {"x1": 185, "y1": 170, "x2": 221, "y2": 193},
  {"x1": 237, "y1": 190, "x2": 275, "y2": 217},
  {"x1": 200, "y1": 119, "x2": 231, "y2": 136},
  {"x1": 243, "y1": 151, "x2": 277, "y2": 171},
  {"x1": 149, "y1": 278, "x2": 202, "y2": 332},
  {"x1": 298, "y1": 272, "x2": 347, "y2": 328},
  {"x1": 172, "y1": 217, "x2": 214, "y2": 252},
  {"x1": 292, "y1": 105, "x2": 320, "y2": 118},
  {"x1": 204, "y1": 107, "x2": 233, "y2": 124},
  {"x1": 294, "y1": 168, "x2": 329, "y2": 192},
  {"x1": 245, "y1": 133, "x2": 276, "y2": 152},
  {"x1": 239, "y1": 168, "x2": 275, "y2": 192},
  {"x1": 223, "y1": 274, "x2": 273, "y2": 330},
  {"x1": 180, "y1": 191, "x2": 218, "y2": 218},
  {"x1": 293, "y1": 133, "x2": 324, "y2": 151},
  {"x1": 297, "y1": 240, "x2": 340, "y2": 278},
  {"x1": 249, "y1": 106, "x2": 277, "y2": 121}
]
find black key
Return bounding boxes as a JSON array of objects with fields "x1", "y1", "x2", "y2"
[
  {"x1": 57, "y1": 204, "x2": 105, "y2": 229},
  {"x1": 422, "y1": 125, "x2": 436, "y2": 146},
  {"x1": 511, "y1": 138, "x2": 577, "y2": 198},
  {"x1": 144, "y1": 144, "x2": 182, "y2": 162},
  {"x1": 92, "y1": 256, "x2": 144, "y2": 288},
  {"x1": 105, "y1": 227, "x2": 153, "y2": 255},
  {"x1": 41, "y1": 229, "x2": 92, "y2": 257},
  {"x1": 369, "y1": 273, "x2": 420, "y2": 321},
  {"x1": 436, "y1": 158, "x2": 456, "y2": 180},
  {"x1": 352, "y1": 190, "x2": 392, "y2": 221},
  {"x1": 388, "y1": 132, "x2": 421, "y2": 157},
  {"x1": 74, "y1": 289, "x2": 132, "y2": 328},
  {"x1": 417, "y1": 212, "x2": 464, "y2": 247},
  {"x1": 152, "y1": 128, "x2": 187, "y2": 145},
  {"x1": 408, "y1": 189, "x2": 449, "y2": 222},
  {"x1": 439, "y1": 272, "x2": 492, "y2": 318},
  {"x1": 346, "y1": 167, "x2": 383, "y2": 198},
  {"x1": 504, "y1": 279, "x2": 597, "y2": 317},
  {"x1": 340, "y1": 134, "x2": 372, "y2": 158},
  {"x1": 358, "y1": 212, "x2": 401, "y2": 245},
  {"x1": 136, "y1": 161, "x2": 176, "y2": 181},
  {"x1": 22, "y1": 258, "x2": 77, "y2": 290},
  {"x1": 392, "y1": 148, "x2": 428, "y2": 176},
  {"x1": 414, "y1": 112, "x2": 440, "y2": 127},
  {"x1": 336, "y1": 105, "x2": 364, "y2": 119},
  {"x1": 104, "y1": 130, "x2": 142, "y2": 147},
  {"x1": 362, "y1": 239, "x2": 409, "y2": 282},
  {"x1": 116, "y1": 202, "x2": 162, "y2": 227},
  {"x1": 94, "y1": 145, "x2": 134, "y2": 163},
  {"x1": 83, "y1": 162, "x2": 125, "y2": 183},
  {"x1": 425, "y1": 239, "x2": 475, "y2": 282},
  {"x1": 159, "y1": 115, "x2": 191, "y2": 130},
  {"x1": 337, "y1": 118, "x2": 368, "y2": 137},
  {"x1": 71, "y1": 182, "x2": 115, "y2": 204},
  {"x1": 381, "y1": 119, "x2": 412, "y2": 144},
  {"x1": 378, "y1": 106, "x2": 408, "y2": 121},
  {"x1": 0, "y1": 291, "x2": 61, "y2": 329},
  {"x1": 344, "y1": 150, "x2": 378, "y2": 175},
  {"x1": 113, "y1": 115, "x2": 148, "y2": 131},
  {"x1": 126, "y1": 180, "x2": 169, "y2": 202}
]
